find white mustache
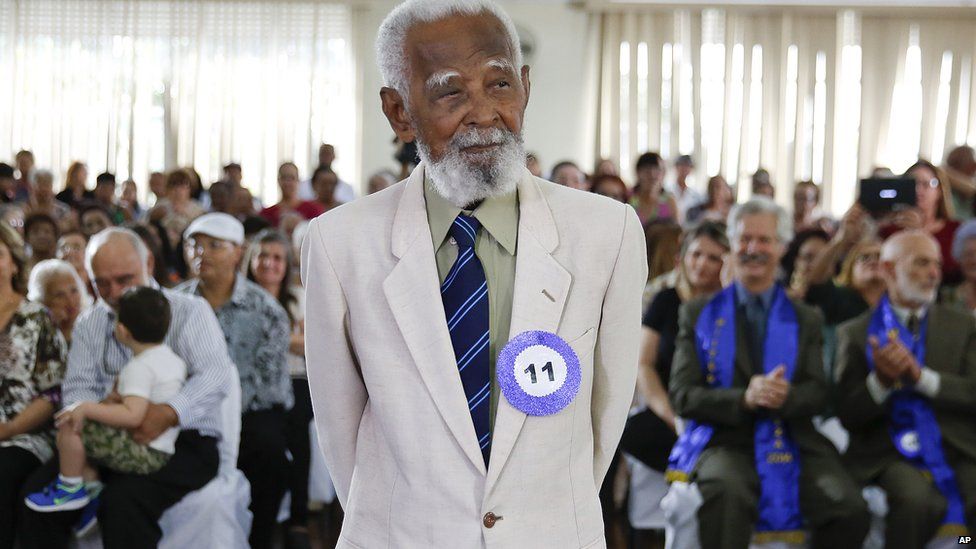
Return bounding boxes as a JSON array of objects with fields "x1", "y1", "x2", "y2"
[{"x1": 451, "y1": 127, "x2": 514, "y2": 151}]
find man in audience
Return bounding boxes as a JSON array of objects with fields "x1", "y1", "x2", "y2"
[
  {"x1": 92, "y1": 172, "x2": 128, "y2": 225},
  {"x1": 23, "y1": 169, "x2": 72, "y2": 225},
  {"x1": 550, "y1": 160, "x2": 589, "y2": 191},
  {"x1": 302, "y1": 0, "x2": 646, "y2": 545},
  {"x1": 78, "y1": 204, "x2": 113, "y2": 239},
  {"x1": 18, "y1": 227, "x2": 232, "y2": 548},
  {"x1": 259, "y1": 162, "x2": 324, "y2": 227},
  {"x1": 836, "y1": 230, "x2": 976, "y2": 547},
  {"x1": 176, "y1": 213, "x2": 292, "y2": 549},
  {"x1": 208, "y1": 180, "x2": 234, "y2": 214},
  {"x1": 298, "y1": 144, "x2": 356, "y2": 203},
  {"x1": 0, "y1": 163, "x2": 15, "y2": 203},
  {"x1": 668, "y1": 197, "x2": 869, "y2": 548},
  {"x1": 13, "y1": 150, "x2": 35, "y2": 203},
  {"x1": 669, "y1": 154, "x2": 703, "y2": 223},
  {"x1": 222, "y1": 163, "x2": 243, "y2": 187}
]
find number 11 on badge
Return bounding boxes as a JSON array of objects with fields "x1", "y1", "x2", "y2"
[{"x1": 498, "y1": 331, "x2": 582, "y2": 416}]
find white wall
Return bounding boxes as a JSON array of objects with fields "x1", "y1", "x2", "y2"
[{"x1": 354, "y1": 1, "x2": 593, "y2": 190}]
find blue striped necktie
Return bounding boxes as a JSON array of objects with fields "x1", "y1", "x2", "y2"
[{"x1": 441, "y1": 213, "x2": 491, "y2": 465}]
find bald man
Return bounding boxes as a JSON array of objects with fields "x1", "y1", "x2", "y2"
[{"x1": 836, "y1": 230, "x2": 976, "y2": 548}]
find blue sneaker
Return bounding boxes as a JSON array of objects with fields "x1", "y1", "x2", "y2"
[
  {"x1": 72, "y1": 493, "x2": 100, "y2": 538},
  {"x1": 24, "y1": 480, "x2": 90, "y2": 512}
]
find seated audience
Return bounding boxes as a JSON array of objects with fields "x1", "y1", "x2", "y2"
[
  {"x1": 23, "y1": 213, "x2": 60, "y2": 268},
  {"x1": 781, "y1": 228, "x2": 830, "y2": 300},
  {"x1": 148, "y1": 169, "x2": 206, "y2": 249},
  {"x1": 55, "y1": 231, "x2": 92, "y2": 297},
  {"x1": 92, "y1": 172, "x2": 128, "y2": 225},
  {"x1": 623, "y1": 221, "x2": 728, "y2": 473},
  {"x1": 55, "y1": 162, "x2": 93, "y2": 211},
  {"x1": 686, "y1": 175, "x2": 734, "y2": 225},
  {"x1": 207, "y1": 180, "x2": 234, "y2": 214},
  {"x1": 880, "y1": 159, "x2": 961, "y2": 284},
  {"x1": 366, "y1": 169, "x2": 397, "y2": 195},
  {"x1": 669, "y1": 155, "x2": 703, "y2": 223},
  {"x1": 147, "y1": 171, "x2": 167, "y2": 206},
  {"x1": 176, "y1": 214, "x2": 292, "y2": 549},
  {"x1": 550, "y1": 160, "x2": 589, "y2": 191},
  {"x1": 120, "y1": 179, "x2": 144, "y2": 220},
  {"x1": 751, "y1": 168, "x2": 775, "y2": 198},
  {"x1": 632, "y1": 152, "x2": 677, "y2": 224},
  {"x1": 18, "y1": 227, "x2": 233, "y2": 548},
  {"x1": 0, "y1": 163, "x2": 16, "y2": 203},
  {"x1": 259, "y1": 162, "x2": 325, "y2": 227},
  {"x1": 27, "y1": 259, "x2": 90, "y2": 344},
  {"x1": 23, "y1": 170, "x2": 72, "y2": 227},
  {"x1": 13, "y1": 150, "x2": 35, "y2": 203},
  {"x1": 591, "y1": 174, "x2": 629, "y2": 204},
  {"x1": 310, "y1": 166, "x2": 341, "y2": 213},
  {"x1": 943, "y1": 145, "x2": 976, "y2": 220},
  {"x1": 78, "y1": 205, "x2": 113, "y2": 239},
  {"x1": 244, "y1": 229, "x2": 311, "y2": 548},
  {"x1": 25, "y1": 287, "x2": 185, "y2": 516},
  {"x1": 0, "y1": 224, "x2": 67, "y2": 549},
  {"x1": 593, "y1": 157, "x2": 619, "y2": 177},
  {"x1": 836, "y1": 230, "x2": 976, "y2": 546},
  {"x1": 941, "y1": 219, "x2": 976, "y2": 314},
  {"x1": 668, "y1": 198, "x2": 869, "y2": 548},
  {"x1": 793, "y1": 180, "x2": 832, "y2": 232},
  {"x1": 643, "y1": 221, "x2": 682, "y2": 306}
]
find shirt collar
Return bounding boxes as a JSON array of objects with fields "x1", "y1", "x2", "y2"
[
  {"x1": 734, "y1": 281, "x2": 777, "y2": 311},
  {"x1": 424, "y1": 177, "x2": 518, "y2": 255},
  {"x1": 890, "y1": 302, "x2": 928, "y2": 326}
]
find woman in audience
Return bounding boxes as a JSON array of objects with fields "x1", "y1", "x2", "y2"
[
  {"x1": 591, "y1": 174, "x2": 629, "y2": 204},
  {"x1": 941, "y1": 219, "x2": 976, "y2": 314},
  {"x1": 55, "y1": 231, "x2": 92, "y2": 297},
  {"x1": 27, "y1": 259, "x2": 90, "y2": 344},
  {"x1": 0, "y1": 224, "x2": 67, "y2": 549},
  {"x1": 55, "y1": 161, "x2": 93, "y2": 210},
  {"x1": 880, "y1": 159, "x2": 961, "y2": 283},
  {"x1": 685, "y1": 175, "x2": 735, "y2": 224},
  {"x1": 642, "y1": 221, "x2": 682, "y2": 311},
  {"x1": 244, "y1": 229, "x2": 311, "y2": 547},
  {"x1": 631, "y1": 152, "x2": 677, "y2": 224},
  {"x1": 623, "y1": 221, "x2": 729, "y2": 473},
  {"x1": 149, "y1": 169, "x2": 206, "y2": 249},
  {"x1": 782, "y1": 228, "x2": 830, "y2": 300}
]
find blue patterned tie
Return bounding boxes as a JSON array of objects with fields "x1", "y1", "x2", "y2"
[{"x1": 441, "y1": 214, "x2": 491, "y2": 465}]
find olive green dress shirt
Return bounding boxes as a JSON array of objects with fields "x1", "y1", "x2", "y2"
[{"x1": 424, "y1": 180, "x2": 518, "y2": 430}]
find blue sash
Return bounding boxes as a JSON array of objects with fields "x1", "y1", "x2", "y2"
[
  {"x1": 866, "y1": 295, "x2": 968, "y2": 535},
  {"x1": 666, "y1": 284, "x2": 804, "y2": 542}
]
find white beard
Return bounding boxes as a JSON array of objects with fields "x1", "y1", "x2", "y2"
[
  {"x1": 895, "y1": 263, "x2": 937, "y2": 305},
  {"x1": 417, "y1": 126, "x2": 525, "y2": 208}
]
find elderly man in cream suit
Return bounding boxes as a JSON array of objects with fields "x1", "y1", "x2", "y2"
[{"x1": 301, "y1": 1, "x2": 646, "y2": 547}]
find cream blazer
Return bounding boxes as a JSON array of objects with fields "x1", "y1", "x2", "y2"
[{"x1": 301, "y1": 164, "x2": 647, "y2": 548}]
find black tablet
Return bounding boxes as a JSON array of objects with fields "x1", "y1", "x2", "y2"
[{"x1": 858, "y1": 177, "x2": 916, "y2": 216}]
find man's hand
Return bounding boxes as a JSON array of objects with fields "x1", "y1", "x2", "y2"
[
  {"x1": 132, "y1": 404, "x2": 179, "y2": 445},
  {"x1": 869, "y1": 334, "x2": 920, "y2": 386},
  {"x1": 837, "y1": 204, "x2": 868, "y2": 245},
  {"x1": 744, "y1": 366, "x2": 791, "y2": 410}
]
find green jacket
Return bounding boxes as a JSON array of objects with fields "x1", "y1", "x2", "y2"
[{"x1": 835, "y1": 303, "x2": 976, "y2": 483}]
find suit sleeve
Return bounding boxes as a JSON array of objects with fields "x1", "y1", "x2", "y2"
[
  {"x1": 835, "y1": 320, "x2": 887, "y2": 430},
  {"x1": 930, "y1": 319, "x2": 976, "y2": 413},
  {"x1": 591, "y1": 206, "x2": 646, "y2": 486},
  {"x1": 669, "y1": 302, "x2": 750, "y2": 426},
  {"x1": 301, "y1": 218, "x2": 366, "y2": 508},
  {"x1": 778, "y1": 307, "x2": 827, "y2": 419}
]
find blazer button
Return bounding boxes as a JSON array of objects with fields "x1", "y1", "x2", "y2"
[{"x1": 483, "y1": 512, "x2": 499, "y2": 528}]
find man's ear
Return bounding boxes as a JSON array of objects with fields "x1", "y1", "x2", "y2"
[
  {"x1": 380, "y1": 87, "x2": 416, "y2": 144},
  {"x1": 520, "y1": 65, "x2": 531, "y2": 107}
]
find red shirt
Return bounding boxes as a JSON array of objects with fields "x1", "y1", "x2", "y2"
[{"x1": 260, "y1": 200, "x2": 326, "y2": 227}]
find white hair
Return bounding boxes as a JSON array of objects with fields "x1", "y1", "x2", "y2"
[
  {"x1": 27, "y1": 258, "x2": 92, "y2": 311},
  {"x1": 84, "y1": 227, "x2": 151, "y2": 281},
  {"x1": 727, "y1": 197, "x2": 792, "y2": 245},
  {"x1": 376, "y1": 0, "x2": 523, "y2": 101}
]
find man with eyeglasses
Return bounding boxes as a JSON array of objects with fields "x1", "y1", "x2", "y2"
[
  {"x1": 18, "y1": 227, "x2": 233, "y2": 548},
  {"x1": 175, "y1": 212, "x2": 292, "y2": 549}
]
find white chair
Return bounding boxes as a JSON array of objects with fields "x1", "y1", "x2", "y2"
[{"x1": 76, "y1": 368, "x2": 252, "y2": 549}]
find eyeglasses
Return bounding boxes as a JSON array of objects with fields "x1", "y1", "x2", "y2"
[
  {"x1": 856, "y1": 253, "x2": 880, "y2": 263},
  {"x1": 916, "y1": 178, "x2": 939, "y2": 189},
  {"x1": 184, "y1": 238, "x2": 234, "y2": 254}
]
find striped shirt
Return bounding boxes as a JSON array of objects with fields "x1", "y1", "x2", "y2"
[{"x1": 62, "y1": 286, "x2": 233, "y2": 438}]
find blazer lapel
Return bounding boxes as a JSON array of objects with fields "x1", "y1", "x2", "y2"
[
  {"x1": 925, "y1": 306, "x2": 945, "y2": 374},
  {"x1": 382, "y1": 165, "x2": 487, "y2": 475},
  {"x1": 486, "y1": 174, "x2": 572, "y2": 492}
]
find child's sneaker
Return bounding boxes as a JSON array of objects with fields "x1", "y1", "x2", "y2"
[
  {"x1": 72, "y1": 493, "x2": 100, "y2": 538},
  {"x1": 24, "y1": 479, "x2": 90, "y2": 512}
]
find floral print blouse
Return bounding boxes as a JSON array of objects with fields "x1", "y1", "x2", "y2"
[{"x1": 0, "y1": 300, "x2": 68, "y2": 462}]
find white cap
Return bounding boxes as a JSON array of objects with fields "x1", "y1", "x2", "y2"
[{"x1": 184, "y1": 213, "x2": 245, "y2": 245}]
